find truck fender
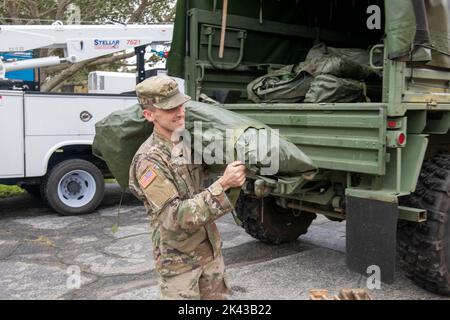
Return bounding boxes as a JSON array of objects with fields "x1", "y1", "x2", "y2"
[{"x1": 40, "y1": 140, "x2": 93, "y2": 176}]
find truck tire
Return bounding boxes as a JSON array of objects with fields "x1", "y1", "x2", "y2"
[
  {"x1": 398, "y1": 153, "x2": 450, "y2": 295},
  {"x1": 41, "y1": 159, "x2": 105, "y2": 215},
  {"x1": 236, "y1": 193, "x2": 316, "y2": 244}
]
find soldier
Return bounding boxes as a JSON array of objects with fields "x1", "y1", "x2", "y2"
[{"x1": 129, "y1": 75, "x2": 246, "y2": 300}]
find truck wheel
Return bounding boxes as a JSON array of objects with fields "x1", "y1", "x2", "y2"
[
  {"x1": 398, "y1": 153, "x2": 450, "y2": 295},
  {"x1": 41, "y1": 159, "x2": 105, "y2": 215},
  {"x1": 236, "y1": 193, "x2": 316, "y2": 244}
]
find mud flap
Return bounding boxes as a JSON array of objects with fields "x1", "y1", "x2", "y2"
[{"x1": 346, "y1": 196, "x2": 398, "y2": 284}]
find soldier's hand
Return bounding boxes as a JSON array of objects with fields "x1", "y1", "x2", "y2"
[{"x1": 218, "y1": 161, "x2": 246, "y2": 191}]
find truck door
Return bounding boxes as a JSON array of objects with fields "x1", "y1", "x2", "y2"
[{"x1": 0, "y1": 90, "x2": 25, "y2": 177}]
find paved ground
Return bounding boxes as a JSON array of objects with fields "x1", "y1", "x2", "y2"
[{"x1": 0, "y1": 183, "x2": 447, "y2": 300}]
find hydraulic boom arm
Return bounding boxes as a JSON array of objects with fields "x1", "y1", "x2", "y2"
[{"x1": 0, "y1": 22, "x2": 173, "y2": 79}]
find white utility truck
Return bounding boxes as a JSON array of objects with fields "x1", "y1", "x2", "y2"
[{"x1": 0, "y1": 22, "x2": 173, "y2": 215}]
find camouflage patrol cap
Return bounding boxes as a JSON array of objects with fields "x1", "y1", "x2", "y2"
[{"x1": 136, "y1": 75, "x2": 191, "y2": 110}]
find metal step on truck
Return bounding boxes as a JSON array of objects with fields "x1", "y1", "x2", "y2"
[
  {"x1": 167, "y1": 0, "x2": 450, "y2": 295},
  {"x1": 0, "y1": 22, "x2": 173, "y2": 215}
]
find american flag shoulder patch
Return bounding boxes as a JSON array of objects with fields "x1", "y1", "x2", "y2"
[{"x1": 139, "y1": 165, "x2": 158, "y2": 189}]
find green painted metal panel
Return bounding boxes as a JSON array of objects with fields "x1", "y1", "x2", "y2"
[
  {"x1": 224, "y1": 104, "x2": 387, "y2": 175},
  {"x1": 398, "y1": 206, "x2": 427, "y2": 222},
  {"x1": 406, "y1": 110, "x2": 427, "y2": 133},
  {"x1": 401, "y1": 134, "x2": 428, "y2": 192},
  {"x1": 424, "y1": 112, "x2": 450, "y2": 134}
]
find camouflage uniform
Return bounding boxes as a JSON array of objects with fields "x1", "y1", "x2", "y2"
[{"x1": 129, "y1": 76, "x2": 233, "y2": 300}]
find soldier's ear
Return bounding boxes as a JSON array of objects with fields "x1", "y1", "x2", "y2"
[{"x1": 142, "y1": 108, "x2": 156, "y2": 123}]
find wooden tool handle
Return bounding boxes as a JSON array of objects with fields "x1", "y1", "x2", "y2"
[{"x1": 219, "y1": 0, "x2": 228, "y2": 58}]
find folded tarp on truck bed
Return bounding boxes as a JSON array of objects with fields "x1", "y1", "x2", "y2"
[{"x1": 246, "y1": 43, "x2": 377, "y2": 104}]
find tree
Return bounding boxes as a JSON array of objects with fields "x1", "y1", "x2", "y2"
[{"x1": 0, "y1": 0, "x2": 176, "y2": 92}]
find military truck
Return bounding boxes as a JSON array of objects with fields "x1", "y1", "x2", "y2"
[{"x1": 167, "y1": 0, "x2": 450, "y2": 295}]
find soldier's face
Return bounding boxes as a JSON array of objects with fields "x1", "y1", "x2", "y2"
[{"x1": 144, "y1": 104, "x2": 185, "y2": 133}]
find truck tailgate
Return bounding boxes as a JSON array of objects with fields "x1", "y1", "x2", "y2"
[{"x1": 226, "y1": 103, "x2": 387, "y2": 175}]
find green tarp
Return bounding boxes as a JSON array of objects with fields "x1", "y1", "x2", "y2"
[
  {"x1": 304, "y1": 74, "x2": 366, "y2": 103},
  {"x1": 246, "y1": 43, "x2": 375, "y2": 104},
  {"x1": 92, "y1": 104, "x2": 153, "y2": 190},
  {"x1": 246, "y1": 64, "x2": 313, "y2": 103},
  {"x1": 93, "y1": 101, "x2": 316, "y2": 190}
]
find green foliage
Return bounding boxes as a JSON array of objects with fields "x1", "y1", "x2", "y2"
[
  {"x1": 0, "y1": 0, "x2": 176, "y2": 25},
  {"x1": 111, "y1": 223, "x2": 119, "y2": 234},
  {"x1": 0, "y1": 185, "x2": 25, "y2": 198}
]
